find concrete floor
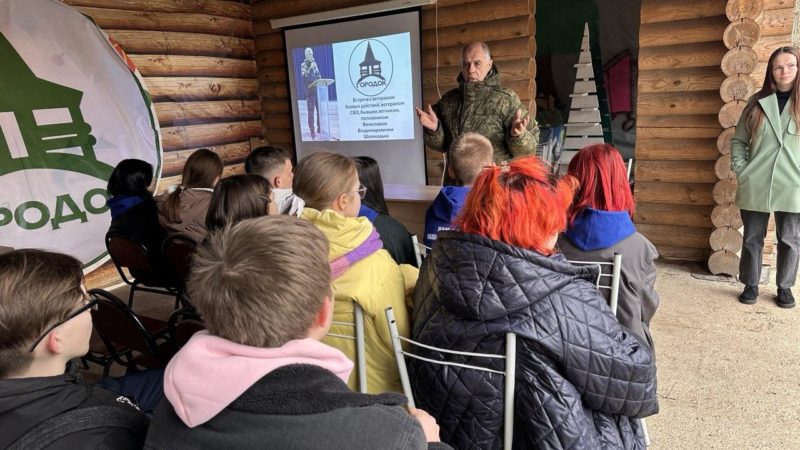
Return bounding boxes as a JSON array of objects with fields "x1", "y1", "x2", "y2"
[
  {"x1": 98, "y1": 260, "x2": 800, "y2": 448},
  {"x1": 647, "y1": 262, "x2": 800, "y2": 449}
]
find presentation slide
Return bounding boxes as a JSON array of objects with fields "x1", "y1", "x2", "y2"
[
  {"x1": 284, "y1": 11, "x2": 426, "y2": 185},
  {"x1": 290, "y1": 33, "x2": 413, "y2": 142}
]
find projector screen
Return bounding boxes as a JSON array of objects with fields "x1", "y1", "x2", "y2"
[{"x1": 284, "y1": 10, "x2": 426, "y2": 185}]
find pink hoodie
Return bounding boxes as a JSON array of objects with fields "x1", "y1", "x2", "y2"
[{"x1": 163, "y1": 331, "x2": 354, "y2": 428}]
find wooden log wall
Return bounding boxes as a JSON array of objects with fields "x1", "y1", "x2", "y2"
[
  {"x1": 634, "y1": 0, "x2": 728, "y2": 262},
  {"x1": 708, "y1": 0, "x2": 793, "y2": 275},
  {"x1": 61, "y1": 0, "x2": 262, "y2": 288},
  {"x1": 251, "y1": 0, "x2": 536, "y2": 184}
]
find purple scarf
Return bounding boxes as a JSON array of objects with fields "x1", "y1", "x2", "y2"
[{"x1": 330, "y1": 229, "x2": 383, "y2": 280}]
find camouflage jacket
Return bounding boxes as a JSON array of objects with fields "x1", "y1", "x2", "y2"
[{"x1": 424, "y1": 66, "x2": 539, "y2": 163}]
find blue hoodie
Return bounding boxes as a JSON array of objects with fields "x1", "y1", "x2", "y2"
[
  {"x1": 423, "y1": 186, "x2": 470, "y2": 247},
  {"x1": 563, "y1": 208, "x2": 636, "y2": 251}
]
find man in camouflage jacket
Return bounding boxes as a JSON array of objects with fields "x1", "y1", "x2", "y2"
[{"x1": 416, "y1": 42, "x2": 539, "y2": 183}]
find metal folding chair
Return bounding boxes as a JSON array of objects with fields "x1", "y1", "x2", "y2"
[
  {"x1": 411, "y1": 235, "x2": 430, "y2": 268},
  {"x1": 567, "y1": 252, "x2": 622, "y2": 314},
  {"x1": 385, "y1": 307, "x2": 517, "y2": 450},
  {"x1": 326, "y1": 301, "x2": 367, "y2": 393},
  {"x1": 566, "y1": 252, "x2": 651, "y2": 446}
]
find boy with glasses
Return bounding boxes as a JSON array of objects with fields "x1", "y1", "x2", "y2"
[{"x1": 0, "y1": 249, "x2": 149, "y2": 448}]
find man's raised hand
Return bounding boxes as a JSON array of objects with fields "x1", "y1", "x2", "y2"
[
  {"x1": 415, "y1": 104, "x2": 438, "y2": 131},
  {"x1": 510, "y1": 109, "x2": 530, "y2": 137}
]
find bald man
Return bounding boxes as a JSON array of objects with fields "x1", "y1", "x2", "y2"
[
  {"x1": 416, "y1": 42, "x2": 538, "y2": 183},
  {"x1": 301, "y1": 47, "x2": 322, "y2": 140}
]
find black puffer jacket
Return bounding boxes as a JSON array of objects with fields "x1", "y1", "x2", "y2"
[{"x1": 411, "y1": 231, "x2": 658, "y2": 450}]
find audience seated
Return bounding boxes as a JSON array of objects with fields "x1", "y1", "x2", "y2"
[
  {"x1": 293, "y1": 152, "x2": 415, "y2": 394},
  {"x1": 205, "y1": 174, "x2": 275, "y2": 235},
  {"x1": 244, "y1": 145, "x2": 304, "y2": 216},
  {"x1": 144, "y1": 216, "x2": 450, "y2": 449},
  {"x1": 355, "y1": 156, "x2": 416, "y2": 265},
  {"x1": 106, "y1": 159, "x2": 166, "y2": 261},
  {"x1": 156, "y1": 149, "x2": 223, "y2": 242},
  {"x1": 424, "y1": 132, "x2": 494, "y2": 247},
  {"x1": 558, "y1": 143, "x2": 660, "y2": 349},
  {"x1": 411, "y1": 156, "x2": 658, "y2": 449},
  {"x1": 0, "y1": 249, "x2": 151, "y2": 448}
]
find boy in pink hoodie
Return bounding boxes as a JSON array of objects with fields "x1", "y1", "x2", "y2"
[{"x1": 144, "y1": 215, "x2": 449, "y2": 449}]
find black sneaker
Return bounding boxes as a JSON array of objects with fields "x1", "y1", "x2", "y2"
[
  {"x1": 739, "y1": 285, "x2": 758, "y2": 304},
  {"x1": 776, "y1": 289, "x2": 796, "y2": 309}
]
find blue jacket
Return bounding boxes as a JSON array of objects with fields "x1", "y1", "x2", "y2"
[
  {"x1": 563, "y1": 208, "x2": 636, "y2": 251},
  {"x1": 423, "y1": 187, "x2": 470, "y2": 247}
]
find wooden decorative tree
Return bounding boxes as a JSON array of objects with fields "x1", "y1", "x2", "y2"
[{"x1": 558, "y1": 23, "x2": 606, "y2": 173}]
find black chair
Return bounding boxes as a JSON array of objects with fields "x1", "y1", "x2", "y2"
[
  {"x1": 168, "y1": 308, "x2": 205, "y2": 351},
  {"x1": 89, "y1": 289, "x2": 173, "y2": 375},
  {"x1": 162, "y1": 234, "x2": 198, "y2": 310},
  {"x1": 105, "y1": 231, "x2": 181, "y2": 308}
]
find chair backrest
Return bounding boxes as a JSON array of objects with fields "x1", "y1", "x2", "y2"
[
  {"x1": 105, "y1": 232, "x2": 154, "y2": 285},
  {"x1": 168, "y1": 308, "x2": 205, "y2": 350},
  {"x1": 566, "y1": 252, "x2": 622, "y2": 315},
  {"x1": 411, "y1": 235, "x2": 430, "y2": 268},
  {"x1": 162, "y1": 234, "x2": 198, "y2": 283},
  {"x1": 326, "y1": 301, "x2": 367, "y2": 393},
  {"x1": 89, "y1": 288, "x2": 164, "y2": 362},
  {"x1": 384, "y1": 307, "x2": 517, "y2": 450}
]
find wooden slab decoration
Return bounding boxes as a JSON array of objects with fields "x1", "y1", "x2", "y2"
[
  {"x1": 725, "y1": 0, "x2": 764, "y2": 21},
  {"x1": 708, "y1": 249, "x2": 740, "y2": 275},
  {"x1": 710, "y1": 226, "x2": 744, "y2": 252},
  {"x1": 715, "y1": 153, "x2": 734, "y2": 180},
  {"x1": 711, "y1": 204, "x2": 743, "y2": 228},
  {"x1": 723, "y1": 18, "x2": 761, "y2": 48},
  {"x1": 719, "y1": 100, "x2": 747, "y2": 128},
  {"x1": 721, "y1": 46, "x2": 759, "y2": 76},
  {"x1": 717, "y1": 127, "x2": 736, "y2": 155},
  {"x1": 713, "y1": 178, "x2": 739, "y2": 204},
  {"x1": 720, "y1": 74, "x2": 758, "y2": 102}
]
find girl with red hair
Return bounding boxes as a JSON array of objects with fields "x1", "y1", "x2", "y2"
[
  {"x1": 558, "y1": 144, "x2": 659, "y2": 349},
  {"x1": 411, "y1": 155, "x2": 658, "y2": 449}
]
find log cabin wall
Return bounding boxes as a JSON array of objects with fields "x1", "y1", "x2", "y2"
[
  {"x1": 709, "y1": 0, "x2": 794, "y2": 275},
  {"x1": 60, "y1": 0, "x2": 262, "y2": 287},
  {"x1": 251, "y1": 0, "x2": 536, "y2": 184},
  {"x1": 634, "y1": 0, "x2": 729, "y2": 262}
]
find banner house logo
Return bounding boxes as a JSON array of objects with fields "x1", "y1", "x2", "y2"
[
  {"x1": 0, "y1": 0, "x2": 162, "y2": 270},
  {"x1": 349, "y1": 39, "x2": 394, "y2": 97}
]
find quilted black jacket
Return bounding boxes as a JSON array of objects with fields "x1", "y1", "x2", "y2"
[{"x1": 411, "y1": 231, "x2": 658, "y2": 450}]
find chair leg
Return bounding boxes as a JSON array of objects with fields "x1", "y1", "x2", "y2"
[
  {"x1": 102, "y1": 359, "x2": 113, "y2": 377},
  {"x1": 128, "y1": 286, "x2": 136, "y2": 308}
]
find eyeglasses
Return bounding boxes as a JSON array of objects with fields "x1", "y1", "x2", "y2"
[
  {"x1": 28, "y1": 295, "x2": 99, "y2": 352},
  {"x1": 351, "y1": 184, "x2": 367, "y2": 199}
]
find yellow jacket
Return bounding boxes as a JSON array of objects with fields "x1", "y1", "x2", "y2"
[{"x1": 303, "y1": 207, "x2": 416, "y2": 394}]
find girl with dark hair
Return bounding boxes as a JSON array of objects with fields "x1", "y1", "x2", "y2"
[
  {"x1": 205, "y1": 174, "x2": 274, "y2": 235},
  {"x1": 354, "y1": 157, "x2": 416, "y2": 266},
  {"x1": 156, "y1": 149, "x2": 223, "y2": 242},
  {"x1": 412, "y1": 156, "x2": 657, "y2": 449},
  {"x1": 732, "y1": 46, "x2": 800, "y2": 308},
  {"x1": 557, "y1": 144, "x2": 659, "y2": 348},
  {"x1": 106, "y1": 159, "x2": 166, "y2": 259}
]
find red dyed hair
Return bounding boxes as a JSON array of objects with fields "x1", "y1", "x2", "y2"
[
  {"x1": 566, "y1": 144, "x2": 635, "y2": 225},
  {"x1": 455, "y1": 156, "x2": 577, "y2": 255}
]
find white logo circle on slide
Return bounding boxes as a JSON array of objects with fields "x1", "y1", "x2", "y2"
[
  {"x1": 348, "y1": 39, "x2": 394, "y2": 97},
  {"x1": 0, "y1": 0, "x2": 162, "y2": 271}
]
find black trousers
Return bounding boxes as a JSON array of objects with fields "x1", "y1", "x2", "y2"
[
  {"x1": 306, "y1": 90, "x2": 320, "y2": 136},
  {"x1": 739, "y1": 210, "x2": 800, "y2": 289}
]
